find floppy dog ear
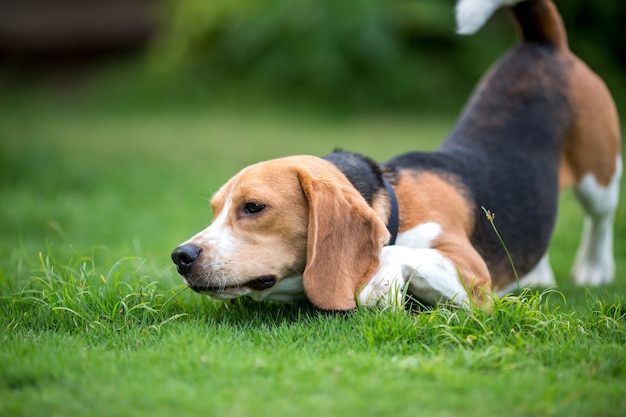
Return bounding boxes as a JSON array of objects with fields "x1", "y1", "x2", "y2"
[{"x1": 298, "y1": 172, "x2": 390, "y2": 311}]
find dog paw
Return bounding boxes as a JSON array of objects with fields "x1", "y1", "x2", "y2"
[
  {"x1": 358, "y1": 273, "x2": 405, "y2": 308},
  {"x1": 572, "y1": 257, "x2": 615, "y2": 286}
]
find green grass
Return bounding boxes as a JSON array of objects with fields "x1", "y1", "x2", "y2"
[{"x1": 1, "y1": 82, "x2": 625, "y2": 417}]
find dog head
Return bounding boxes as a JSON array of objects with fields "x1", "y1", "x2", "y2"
[{"x1": 171, "y1": 155, "x2": 389, "y2": 310}]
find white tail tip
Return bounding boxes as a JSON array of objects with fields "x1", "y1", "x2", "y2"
[{"x1": 455, "y1": 0, "x2": 525, "y2": 35}]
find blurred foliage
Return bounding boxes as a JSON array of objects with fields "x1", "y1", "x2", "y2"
[{"x1": 152, "y1": 0, "x2": 625, "y2": 113}]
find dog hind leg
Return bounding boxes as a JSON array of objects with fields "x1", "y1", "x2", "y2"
[
  {"x1": 558, "y1": 51, "x2": 621, "y2": 286},
  {"x1": 572, "y1": 157, "x2": 622, "y2": 285}
]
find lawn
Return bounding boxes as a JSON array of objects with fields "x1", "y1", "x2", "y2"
[{"x1": 1, "y1": 81, "x2": 625, "y2": 417}]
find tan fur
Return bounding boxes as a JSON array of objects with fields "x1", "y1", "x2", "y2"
[
  {"x1": 186, "y1": 156, "x2": 388, "y2": 310},
  {"x1": 298, "y1": 171, "x2": 389, "y2": 310},
  {"x1": 560, "y1": 52, "x2": 621, "y2": 189},
  {"x1": 395, "y1": 172, "x2": 491, "y2": 303},
  {"x1": 191, "y1": 158, "x2": 310, "y2": 287},
  {"x1": 395, "y1": 172, "x2": 474, "y2": 236}
]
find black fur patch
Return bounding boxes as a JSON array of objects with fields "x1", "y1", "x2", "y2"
[{"x1": 322, "y1": 150, "x2": 386, "y2": 205}]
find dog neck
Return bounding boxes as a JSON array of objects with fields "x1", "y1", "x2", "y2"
[{"x1": 322, "y1": 150, "x2": 399, "y2": 245}]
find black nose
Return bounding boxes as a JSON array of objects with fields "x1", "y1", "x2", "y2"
[{"x1": 171, "y1": 244, "x2": 202, "y2": 275}]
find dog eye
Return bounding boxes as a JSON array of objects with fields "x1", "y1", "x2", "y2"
[{"x1": 243, "y1": 202, "x2": 266, "y2": 215}]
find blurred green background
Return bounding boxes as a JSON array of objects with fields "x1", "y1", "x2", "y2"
[
  {"x1": 153, "y1": 0, "x2": 626, "y2": 112},
  {"x1": 0, "y1": 0, "x2": 624, "y2": 113}
]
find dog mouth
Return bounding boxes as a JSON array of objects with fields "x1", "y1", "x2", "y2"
[{"x1": 188, "y1": 275, "x2": 277, "y2": 294}]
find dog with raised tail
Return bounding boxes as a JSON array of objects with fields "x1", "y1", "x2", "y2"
[{"x1": 172, "y1": 0, "x2": 621, "y2": 310}]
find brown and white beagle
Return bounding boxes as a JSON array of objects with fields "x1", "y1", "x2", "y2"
[{"x1": 171, "y1": 0, "x2": 621, "y2": 310}]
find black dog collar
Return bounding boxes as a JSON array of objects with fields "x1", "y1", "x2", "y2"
[{"x1": 382, "y1": 176, "x2": 399, "y2": 246}]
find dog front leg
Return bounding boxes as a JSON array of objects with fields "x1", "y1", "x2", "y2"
[{"x1": 358, "y1": 245, "x2": 472, "y2": 308}]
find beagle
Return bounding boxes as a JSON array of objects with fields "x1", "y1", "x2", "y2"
[{"x1": 172, "y1": 0, "x2": 621, "y2": 311}]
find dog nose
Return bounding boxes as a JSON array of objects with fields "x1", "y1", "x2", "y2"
[{"x1": 171, "y1": 244, "x2": 202, "y2": 275}]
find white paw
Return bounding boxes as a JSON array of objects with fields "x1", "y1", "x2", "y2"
[
  {"x1": 358, "y1": 272, "x2": 405, "y2": 308},
  {"x1": 572, "y1": 257, "x2": 615, "y2": 286}
]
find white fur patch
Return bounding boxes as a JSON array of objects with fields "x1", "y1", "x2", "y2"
[
  {"x1": 455, "y1": 0, "x2": 524, "y2": 35},
  {"x1": 396, "y1": 222, "x2": 442, "y2": 248},
  {"x1": 249, "y1": 275, "x2": 305, "y2": 303},
  {"x1": 572, "y1": 156, "x2": 622, "y2": 285},
  {"x1": 184, "y1": 188, "x2": 237, "y2": 271},
  {"x1": 359, "y1": 245, "x2": 469, "y2": 308},
  {"x1": 574, "y1": 157, "x2": 622, "y2": 218}
]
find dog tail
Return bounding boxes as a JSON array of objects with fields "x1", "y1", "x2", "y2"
[{"x1": 455, "y1": 0, "x2": 568, "y2": 50}]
